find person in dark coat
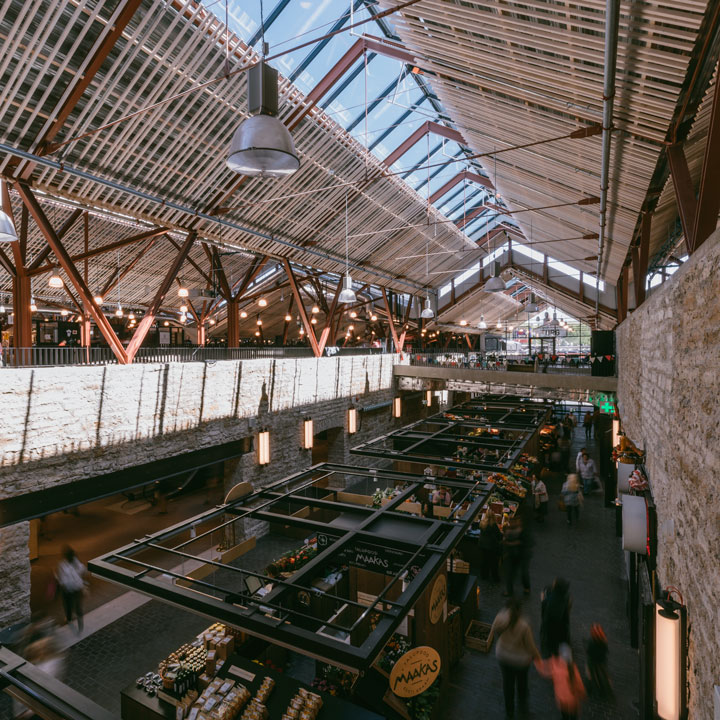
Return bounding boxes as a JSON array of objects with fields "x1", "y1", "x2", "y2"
[
  {"x1": 503, "y1": 515, "x2": 531, "y2": 597},
  {"x1": 540, "y1": 577, "x2": 572, "y2": 657},
  {"x1": 479, "y1": 511, "x2": 502, "y2": 582}
]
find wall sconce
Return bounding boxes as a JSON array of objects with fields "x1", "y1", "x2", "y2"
[
  {"x1": 392, "y1": 397, "x2": 402, "y2": 418},
  {"x1": 612, "y1": 418, "x2": 620, "y2": 447},
  {"x1": 257, "y1": 430, "x2": 270, "y2": 465},
  {"x1": 655, "y1": 592, "x2": 686, "y2": 720},
  {"x1": 347, "y1": 407, "x2": 357, "y2": 435},
  {"x1": 302, "y1": 418, "x2": 313, "y2": 449},
  {"x1": 621, "y1": 494, "x2": 648, "y2": 555},
  {"x1": 425, "y1": 390, "x2": 432, "y2": 406}
]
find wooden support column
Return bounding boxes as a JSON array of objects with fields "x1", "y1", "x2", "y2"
[
  {"x1": 197, "y1": 323, "x2": 206, "y2": 347},
  {"x1": 283, "y1": 258, "x2": 321, "y2": 357},
  {"x1": 125, "y1": 231, "x2": 196, "y2": 362},
  {"x1": 227, "y1": 299, "x2": 240, "y2": 348},
  {"x1": 632, "y1": 212, "x2": 651, "y2": 307},
  {"x1": 617, "y1": 264, "x2": 629, "y2": 323}
]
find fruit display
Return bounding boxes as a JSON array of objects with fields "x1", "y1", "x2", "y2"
[{"x1": 487, "y1": 473, "x2": 527, "y2": 499}]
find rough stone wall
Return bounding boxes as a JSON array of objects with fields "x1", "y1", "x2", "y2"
[
  {"x1": 0, "y1": 354, "x2": 398, "y2": 494},
  {"x1": 616, "y1": 230, "x2": 720, "y2": 720},
  {"x1": 0, "y1": 523, "x2": 31, "y2": 628}
]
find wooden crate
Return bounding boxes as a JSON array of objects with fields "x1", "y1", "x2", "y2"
[{"x1": 465, "y1": 619, "x2": 493, "y2": 652}]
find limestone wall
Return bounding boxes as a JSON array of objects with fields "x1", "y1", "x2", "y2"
[{"x1": 616, "y1": 230, "x2": 720, "y2": 720}]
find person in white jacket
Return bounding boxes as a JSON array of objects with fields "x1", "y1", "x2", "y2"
[{"x1": 55, "y1": 546, "x2": 87, "y2": 632}]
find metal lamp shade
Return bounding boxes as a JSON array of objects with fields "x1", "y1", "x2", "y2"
[
  {"x1": 420, "y1": 297, "x2": 434, "y2": 319},
  {"x1": 478, "y1": 316, "x2": 488, "y2": 329},
  {"x1": 0, "y1": 208, "x2": 17, "y2": 243},
  {"x1": 338, "y1": 273, "x2": 357, "y2": 303},
  {"x1": 483, "y1": 275, "x2": 506, "y2": 292},
  {"x1": 48, "y1": 272, "x2": 63, "y2": 288},
  {"x1": 226, "y1": 115, "x2": 300, "y2": 178}
]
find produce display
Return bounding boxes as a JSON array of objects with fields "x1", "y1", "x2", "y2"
[
  {"x1": 487, "y1": 473, "x2": 527, "y2": 499},
  {"x1": 266, "y1": 541, "x2": 318, "y2": 577}
]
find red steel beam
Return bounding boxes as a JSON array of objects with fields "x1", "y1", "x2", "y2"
[
  {"x1": 35, "y1": 0, "x2": 145, "y2": 158},
  {"x1": 125, "y1": 231, "x2": 196, "y2": 361},
  {"x1": 632, "y1": 212, "x2": 651, "y2": 307},
  {"x1": 206, "y1": 244, "x2": 232, "y2": 300},
  {"x1": 283, "y1": 258, "x2": 321, "y2": 357},
  {"x1": 383, "y1": 120, "x2": 465, "y2": 168},
  {"x1": 232, "y1": 255, "x2": 270, "y2": 300},
  {"x1": 16, "y1": 182, "x2": 129, "y2": 363},
  {"x1": 428, "y1": 170, "x2": 494, "y2": 205},
  {"x1": 381, "y1": 287, "x2": 403, "y2": 353},
  {"x1": 29, "y1": 225, "x2": 167, "y2": 276},
  {"x1": 617, "y1": 264, "x2": 629, "y2": 323},
  {"x1": 691, "y1": 72, "x2": 720, "y2": 253},
  {"x1": 666, "y1": 143, "x2": 697, "y2": 252},
  {"x1": 167, "y1": 236, "x2": 213, "y2": 286},
  {"x1": 317, "y1": 277, "x2": 343, "y2": 355}
]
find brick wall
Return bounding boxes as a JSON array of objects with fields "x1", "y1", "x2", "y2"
[{"x1": 616, "y1": 230, "x2": 720, "y2": 720}]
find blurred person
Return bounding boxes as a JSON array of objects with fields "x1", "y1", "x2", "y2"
[
  {"x1": 55, "y1": 546, "x2": 87, "y2": 633},
  {"x1": 577, "y1": 452, "x2": 599, "y2": 494},
  {"x1": 533, "y1": 475, "x2": 549, "y2": 522},
  {"x1": 582, "y1": 411, "x2": 592, "y2": 440},
  {"x1": 575, "y1": 447, "x2": 588, "y2": 473},
  {"x1": 479, "y1": 510, "x2": 502, "y2": 582},
  {"x1": 13, "y1": 634, "x2": 65, "y2": 719},
  {"x1": 491, "y1": 598, "x2": 541, "y2": 719},
  {"x1": 561, "y1": 474, "x2": 582, "y2": 526},
  {"x1": 535, "y1": 643, "x2": 586, "y2": 720},
  {"x1": 502, "y1": 515, "x2": 531, "y2": 597},
  {"x1": 585, "y1": 623, "x2": 612, "y2": 698},
  {"x1": 540, "y1": 578, "x2": 572, "y2": 658}
]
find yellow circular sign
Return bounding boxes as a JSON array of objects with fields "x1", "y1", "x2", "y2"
[
  {"x1": 429, "y1": 573, "x2": 447, "y2": 625},
  {"x1": 389, "y1": 646, "x2": 441, "y2": 698}
]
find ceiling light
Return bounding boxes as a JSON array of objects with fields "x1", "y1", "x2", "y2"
[
  {"x1": 484, "y1": 275, "x2": 506, "y2": 292},
  {"x1": 0, "y1": 303, "x2": 5, "y2": 313},
  {"x1": 258, "y1": 297, "x2": 267, "y2": 307},
  {"x1": 299, "y1": 327, "x2": 305, "y2": 335},
  {"x1": 310, "y1": 317, "x2": 317, "y2": 324},
  {"x1": 459, "y1": 320, "x2": 467, "y2": 326},
  {"x1": 338, "y1": 273, "x2": 356, "y2": 304},
  {"x1": 178, "y1": 285, "x2": 189, "y2": 298},
  {"x1": 128, "y1": 312, "x2": 135, "y2": 320},
  {"x1": 255, "y1": 330, "x2": 260, "y2": 336},
  {"x1": 350, "y1": 311, "x2": 357, "y2": 318},
  {"x1": 48, "y1": 271, "x2": 63, "y2": 288},
  {"x1": 179, "y1": 313, "x2": 187, "y2": 323},
  {"x1": 30, "y1": 299, "x2": 37, "y2": 312},
  {"x1": 496, "y1": 320, "x2": 503, "y2": 329},
  {"x1": 209, "y1": 318, "x2": 216, "y2": 325},
  {"x1": 115, "y1": 304, "x2": 123, "y2": 317},
  {"x1": 311, "y1": 305, "x2": 320, "y2": 314},
  {"x1": 163, "y1": 320, "x2": 170, "y2": 326},
  {"x1": 256, "y1": 317, "x2": 262, "y2": 326},
  {"x1": 420, "y1": 297, "x2": 434, "y2": 319},
  {"x1": 60, "y1": 309, "x2": 69, "y2": 317},
  {"x1": 0, "y1": 181, "x2": 17, "y2": 242},
  {"x1": 284, "y1": 314, "x2": 292, "y2": 322},
  {"x1": 240, "y1": 310, "x2": 248, "y2": 318},
  {"x1": 525, "y1": 293, "x2": 539, "y2": 313},
  {"x1": 478, "y1": 315, "x2": 487, "y2": 329},
  {"x1": 93, "y1": 295, "x2": 103, "y2": 305},
  {"x1": 180, "y1": 304, "x2": 188, "y2": 313},
  {"x1": 226, "y1": 63, "x2": 299, "y2": 178},
  {"x1": 371, "y1": 314, "x2": 377, "y2": 321},
  {"x1": 348, "y1": 324, "x2": 354, "y2": 331}
]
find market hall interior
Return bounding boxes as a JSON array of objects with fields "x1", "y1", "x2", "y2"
[{"x1": 1, "y1": 0, "x2": 719, "y2": 719}]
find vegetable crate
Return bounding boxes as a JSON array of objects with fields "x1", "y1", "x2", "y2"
[{"x1": 465, "y1": 619, "x2": 493, "y2": 652}]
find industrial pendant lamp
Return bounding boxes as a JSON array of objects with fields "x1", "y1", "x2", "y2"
[
  {"x1": 48, "y1": 270, "x2": 63, "y2": 288},
  {"x1": 0, "y1": 180, "x2": 18, "y2": 243},
  {"x1": 525, "y1": 292, "x2": 539, "y2": 313},
  {"x1": 478, "y1": 315, "x2": 487, "y2": 329},
  {"x1": 226, "y1": 58, "x2": 299, "y2": 177},
  {"x1": 338, "y1": 190, "x2": 357, "y2": 303},
  {"x1": 420, "y1": 238, "x2": 435, "y2": 318}
]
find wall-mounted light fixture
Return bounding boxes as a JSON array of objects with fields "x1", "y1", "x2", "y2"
[
  {"x1": 392, "y1": 397, "x2": 402, "y2": 418},
  {"x1": 257, "y1": 430, "x2": 270, "y2": 465},
  {"x1": 302, "y1": 418, "x2": 314, "y2": 449},
  {"x1": 425, "y1": 390, "x2": 432, "y2": 406},
  {"x1": 347, "y1": 407, "x2": 357, "y2": 435},
  {"x1": 612, "y1": 418, "x2": 620, "y2": 447},
  {"x1": 655, "y1": 591, "x2": 686, "y2": 720}
]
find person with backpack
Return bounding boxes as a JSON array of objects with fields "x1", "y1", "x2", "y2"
[
  {"x1": 535, "y1": 643, "x2": 586, "y2": 719},
  {"x1": 491, "y1": 598, "x2": 541, "y2": 719},
  {"x1": 540, "y1": 578, "x2": 572, "y2": 657}
]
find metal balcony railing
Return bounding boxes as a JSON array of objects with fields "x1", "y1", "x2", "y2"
[{"x1": 0, "y1": 346, "x2": 386, "y2": 367}]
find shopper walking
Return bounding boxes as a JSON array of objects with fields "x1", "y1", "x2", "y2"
[
  {"x1": 576, "y1": 452, "x2": 599, "y2": 495},
  {"x1": 540, "y1": 578, "x2": 572, "y2": 657},
  {"x1": 502, "y1": 515, "x2": 531, "y2": 597},
  {"x1": 585, "y1": 623, "x2": 612, "y2": 698},
  {"x1": 582, "y1": 411, "x2": 592, "y2": 440},
  {"x1": 479, "y1": 510, "x2": 502, "y2": 582},
  {"x1": 561, "y1": 474, "x2": 582, "y2": 526},
  {"x1": 532, "y1": 475, "x2": 549, "y2": 522},
  {"x1": 491, "y1": 598, "x2": 541, "y2": 719},
  {"x1": 55, "y1": 546, "x2": 87, "y2": 633},
  {"x1": 535, "y1": 644, "x2": 586, "y2": 719}
]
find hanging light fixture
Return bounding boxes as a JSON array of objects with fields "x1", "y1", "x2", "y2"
[
  {"x1": 459, "y1": 319, "x2": 468, "y2": 326},
  {"x1": 178, "y1": 283, "x2": 189, "y2": 298},
  {"x1": 310, "y1": 317, "x2": 317, "y2": 324},
  {"x1": 179, "y1": 313, "x2": 187, "y2": 324},
  {"x1": 30, "y1": 298, "x2": 37, "y2": 312},
  {"x1": 299, "y1": 327, "x2": 305, "y2": 335},
  {"x1": 370, "y1": 313, "x2": 378, "y2": 321},
  {"x1": 284, "y1": 313, "x2": 292, "y2": 322},
  {"x1": 484, "y1": 265, "x2": 506, "y2": 292},
  {"x1": 48, "y1": 270, "x2": 63, "y2": 288},
  {"x1": 256, "y1": 316, "x2": 262, "y2": 326},
  {"x1": 240, "y1": 310, "x2": 248, "y2": 318},
  {"x1": 524, "y1": 293, "x2": 539, "y2": 313},
  {"x1": 115, "y1": 304, "x2": 124, "y2": 317},
  {"x1": 0, "y1": 300, "x2": 5, "y2": 313},
  {"x1": 421, "y1": 235, "x2": 435, "y2": 318},
  {"x1": 350, "y1": 311, "x2": 357, "y2": 318},
  {"x1": 0, "y1": 180, "x2": 17, "y2": 243},
  {"x1": 311, "y1": 305, "x2": 320, "y2": 314},
  {"x1": 60, "y1": 309, "x2": 69, "y2": 317},
  {"x1": 421, "y1": 297, "x2": 434, "y2": 319},
  {"x1": 226, "y1": 61, "x2": 299, "y2": 178},
  {"x1": 209, "y1": 318, "x2": 216, "y2": 325},
  {"x1": 258, "y1": 297, "x2": 267, "y2": 307},
  {"x1": 179, "y1": 304, "x2": 188, "y2": 313},
  {"x1": 93, "y1": 294, "x2": 103, "y2": 305},
  {"x1": 478, "y1": 315, "x2": 488, "y2": 329},
  {"x1": 254, "y1": 329, "x2": 260, "y2": 336},
  {"x1": 338, "y1": 189, "x2": 357, "y2": 304},
  {"x1": 128, "y1": 312, "x2": 135, "y2": 320},
  {"x1": 496, "y1": 320, "x2": 503, "y2": 329},
  {"x1": 163, "y1": 320, "x2": 170, "y2": 326}
]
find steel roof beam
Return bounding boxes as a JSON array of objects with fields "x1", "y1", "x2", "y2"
[{"x1": 382, "y1": 120, "x2": 464, "y2": 168}]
